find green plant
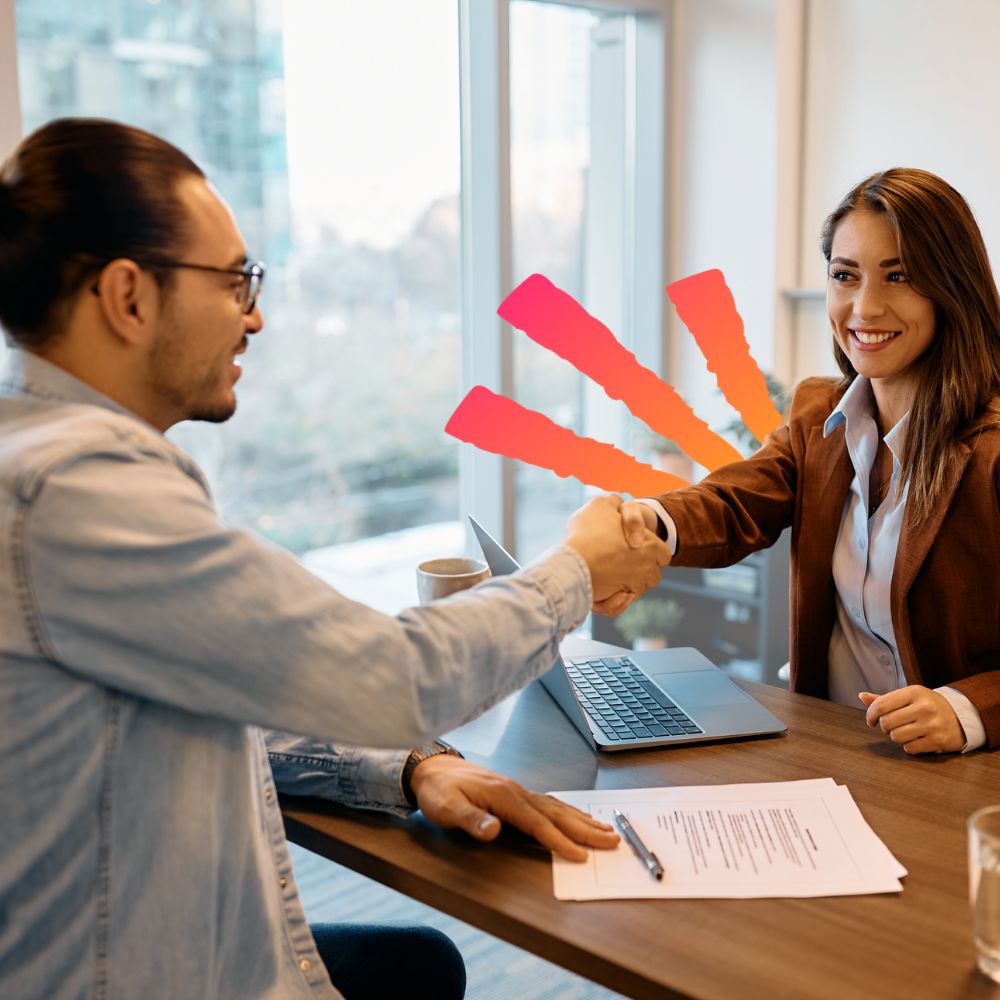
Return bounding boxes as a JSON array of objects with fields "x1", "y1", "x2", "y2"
[{"x1": 616, "y1": 597, "x2": 686, "y2": 643}]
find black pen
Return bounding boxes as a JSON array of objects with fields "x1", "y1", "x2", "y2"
[{"x1": 613, "y1": 809, "x2": 664, "y2": 882}]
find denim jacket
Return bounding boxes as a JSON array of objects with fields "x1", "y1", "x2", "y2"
[{"x1": 0, "y1": 352, "x2": 591, "y2": 999}]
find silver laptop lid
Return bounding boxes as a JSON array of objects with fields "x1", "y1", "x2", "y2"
[{"x1": 468, "y1": 516, "x2": 599, "y2": 746}]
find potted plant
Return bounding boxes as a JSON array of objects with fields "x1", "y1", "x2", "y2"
[{"x1": 615, "y1": 597, "x2": 686, "y2": 651}]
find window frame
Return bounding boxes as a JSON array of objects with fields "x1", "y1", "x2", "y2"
[
  {"x1": 459, "y1": 0, "x2": 670, "y2": 556},
  {"x1": 0, "y1": 0, "x2": 671, "y2": 560}
]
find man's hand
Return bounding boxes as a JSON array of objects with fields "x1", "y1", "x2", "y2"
[
  {"x1": 859, "y1": 686, "x2": 966, "y2": 754},
  {"x1": 408, "y1": 754, "x2": 619, "y2": 861},
  {"x1": 590, "y1": 499, "x2": 667, "y2": 615},
  {"x1": 563, "y1": 495, "x2": 670, "y2": 613}
]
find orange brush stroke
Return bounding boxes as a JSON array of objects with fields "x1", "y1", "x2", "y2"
[
  {"x1": 498, "y1": 274, "x2": 742, "y2": 471},
  {"x1": 667, "y1": 269, "x2": 782, "y2": 443},
  {"x1": 445, "y1": 386, "x2": 689, "y2": 496}
]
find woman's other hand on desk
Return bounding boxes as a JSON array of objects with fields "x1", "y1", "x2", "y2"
[
  {"x1": 859, "y1": 686, "x2": 965, "y2": 754},
  {"x1": 408, "y1": 755, "x2": 619, "y2": 861}
]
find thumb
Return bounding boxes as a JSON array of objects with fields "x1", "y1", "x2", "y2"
[
  {"x1": 621, "y1": 504, "x2": 647, "y2": 548},
  {"x1": 455, "y1": 803, "x2": 501, "y2": 842},
  {"x1": 858, "y1": 691, "x2": 878, "y2": 706}
]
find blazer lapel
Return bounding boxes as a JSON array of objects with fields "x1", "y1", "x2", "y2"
[
  {"x1": 891, "y1": 441, "x2": 972, "y2": 681},
  {"x1": 805, "y1": 425, "x2": 854, "y2": 569},
  {"x1": 792, "y1": 426, "x2": 853, "y2": 697}
]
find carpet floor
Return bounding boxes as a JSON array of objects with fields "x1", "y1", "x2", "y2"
[{"x1": 289, "y1": 842, "x2": 629, "y2": 999}]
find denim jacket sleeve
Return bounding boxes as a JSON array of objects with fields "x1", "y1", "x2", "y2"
[
  {"x1": 266, "y1": 731, "x2": 413, "y2": 817},
  {"x1": 22, "y1": 444, "x2": 592, "y2": 750}
]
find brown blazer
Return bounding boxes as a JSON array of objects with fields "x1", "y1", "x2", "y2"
[{"x1": 656, "y1": 377, "x2": 1000, "y2": 746}]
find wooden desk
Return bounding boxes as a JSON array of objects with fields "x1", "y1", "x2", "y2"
[{"x1": 282, "y1": 662, "x2": 1000, "y2": 1000}]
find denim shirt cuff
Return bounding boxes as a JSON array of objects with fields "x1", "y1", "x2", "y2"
[{"x1": 266, "y1": 731, "x2": 413, "y2": 817}]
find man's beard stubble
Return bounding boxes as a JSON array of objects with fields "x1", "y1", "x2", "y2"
[{"x1": 147, "y1": 321, "x2": 238, "y2": 426}]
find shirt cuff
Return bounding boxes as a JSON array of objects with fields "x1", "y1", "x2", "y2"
[
  {"x1": 638, "y1": 498, "x2": 678, "y2": 556},
  {"x1": 936, "y1": 686, "x2": 987, "y2": 752},
  {"x1": 266, "y1": 731, "x2": 414, "y2": 816}
]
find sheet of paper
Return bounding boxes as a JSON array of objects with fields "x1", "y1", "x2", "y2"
[{"x1": 551, "y1": 779, "x2": 906, "y2": 900}]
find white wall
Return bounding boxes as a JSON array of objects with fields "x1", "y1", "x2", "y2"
[
  {"x1": 0, "y1": 0, "x2": 21, "y2": 158},
  {"x1": 667, "y1": 0, "x2": 779, "y2": 434},
  {"x1": 791, "y1": 0, "x2": 1000, "y2": 380}
]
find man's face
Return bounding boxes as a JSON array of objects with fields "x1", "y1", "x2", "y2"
[{"x1": 147, "y1": 176, "x2": 263, "y2": 426}]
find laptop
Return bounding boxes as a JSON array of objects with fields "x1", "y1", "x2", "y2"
[{"x1": 470, "y1": 517, "x2": 787, "y2": 751}]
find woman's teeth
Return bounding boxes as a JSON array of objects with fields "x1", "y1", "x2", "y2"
[{"x1": 853, "y1": 330, "x2": 900, "y2": 345}]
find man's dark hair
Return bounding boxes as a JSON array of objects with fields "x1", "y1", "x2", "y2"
[{"x1": 0, "y1": 117, "x2": 205, "y2": 346}]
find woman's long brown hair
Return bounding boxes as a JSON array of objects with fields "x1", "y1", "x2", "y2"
[{"x1": 820, "y1": 168, "x2": 1000, "y2": 524}]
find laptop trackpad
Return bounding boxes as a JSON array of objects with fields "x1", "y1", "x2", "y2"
[{"x1": 652, "y1": 670, "x2": 751, "y2": 708}]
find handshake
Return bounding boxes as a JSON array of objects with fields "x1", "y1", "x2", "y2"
[{"x1": 561, "y1": 496, "x2": 671, "y2": 617}]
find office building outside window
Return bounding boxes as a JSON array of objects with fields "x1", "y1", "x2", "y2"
[
  {"x1": 12, "y1": 0, "x2": 665, "y2": 606},
  {"x1": 15, "y1": 0, "x2": 462, "y2": 584}
]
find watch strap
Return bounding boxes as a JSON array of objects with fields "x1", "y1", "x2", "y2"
[{"x1": 401, "y1": 739, "x2": 463, "y2": 807}]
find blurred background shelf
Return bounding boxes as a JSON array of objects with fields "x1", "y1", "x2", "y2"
[{"x1": 593, "y1": 529, "x2": 791, "y2": 687}]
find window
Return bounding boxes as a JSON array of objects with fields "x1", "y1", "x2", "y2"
[
  {"x1": 509, "y1": 1, "x2": 663, "y2": 558},
  {"x1": 15, "y1": 0, "x2": 463, "y2": 607},
  {"x1": 10, "y1": 0, "x2": 666, "y2": 602}
]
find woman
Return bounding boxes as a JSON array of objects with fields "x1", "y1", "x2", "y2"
[{"x1": 622, "y1": 167, "x2": 1000, "y2": 754}]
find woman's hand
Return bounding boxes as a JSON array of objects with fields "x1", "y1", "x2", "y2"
[{"x1": 859, "y1": 686, "x2": 966, "y2": 754}]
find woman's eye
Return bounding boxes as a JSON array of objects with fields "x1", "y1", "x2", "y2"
[
  {"x1": 886, "y1": 271, "x2": 909, "y2": 283},
  {"x1": 829, "y1": 270, "x2": 854, "y2": 282}
]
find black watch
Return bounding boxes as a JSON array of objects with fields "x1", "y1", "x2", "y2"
[{"x1": 401, "y1": 740, "x2": 464, "y2": 807}]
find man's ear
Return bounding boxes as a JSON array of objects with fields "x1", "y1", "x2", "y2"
[{"x1": 92, "y1": 259, "x2": 162, "y2": 346}]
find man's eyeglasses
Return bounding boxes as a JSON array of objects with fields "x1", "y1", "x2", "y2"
[
  {"x1": 88, "y1": 257, "x2": 267, "y2": 315},
  {"x1": 135, "y1": 258, "x2": 267, "y2": 315}
]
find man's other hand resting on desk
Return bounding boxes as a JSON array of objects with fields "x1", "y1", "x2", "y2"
[{"x1": 409, "y1": 755, "x2": 619, "y2": 861}]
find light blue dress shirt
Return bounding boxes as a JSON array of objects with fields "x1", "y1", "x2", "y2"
[
  {"x1": 643, "y1": 376, "x2": 983, "y2": 749},
  {"x1": 0, "y1": 351, "x2": 591, "y2": 1000},
  {"x1": 823, "y1": 377, "x2": 983, "y2": 749}
]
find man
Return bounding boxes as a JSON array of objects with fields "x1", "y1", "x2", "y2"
[{"x1": 0, "y1": 119, "x2": 669, "y2": 999}]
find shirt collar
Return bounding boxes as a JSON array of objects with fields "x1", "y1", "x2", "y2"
[
  {"x1": 0, "y1": 349, "x2": 149, "y2": 425},
  {"x1": 822, "y1": 375, "x2": 909, "y2": 457},
  {"x1": 823, "y1": 375, "x2": 873, "y2": 438}
]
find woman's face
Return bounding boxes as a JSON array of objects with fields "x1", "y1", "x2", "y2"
[{"x1": 827, "y1": 208, "x2": 937, "y2": 391}]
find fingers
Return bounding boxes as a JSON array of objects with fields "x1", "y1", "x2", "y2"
[
  {"x1": 498, "y1": 792, "x2": 618, "y2": 861},
  {"x1": 861, "y1": 688, "x2": 909, "y2": 728},
  {"x1": 859, "y1": 686, "x2": 966, "y2": 754},
  {"x1": 446, "y1": 799, "x2": 502, "y2": 843},
  {"x1": 449, "y1": 783, "x2": 606, "y2": 862},
  {"x1": 409, "y1": 757, "x2": 619, "y2": 861},
  {"x1": 567, "y1": 530, "x2": 668, "y2": 604},
  {"x1": 620, "y1": 500, "x2": 657, "y2": 548},
  {"x1": 593, "y1": 591, "x2": 637, "y2": 616}
]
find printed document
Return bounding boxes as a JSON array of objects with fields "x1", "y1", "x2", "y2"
[{"x1": 552, "y1": 779, "x2": 905, "y2": 900}]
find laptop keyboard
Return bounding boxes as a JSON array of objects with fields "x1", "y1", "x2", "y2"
[{"x1": 566, "y1": 657, "x2": 703, "y2": 742}]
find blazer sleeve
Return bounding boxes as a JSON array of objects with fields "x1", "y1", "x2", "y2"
[
  {"x1": 945, "y1": 446, "x2": 1000, "y2": 745},
  {"x1": 652, "y1": 377, "x2": 838, "y2": 567}
]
